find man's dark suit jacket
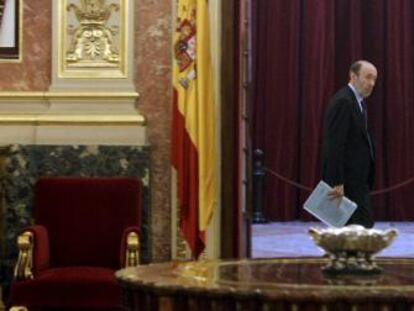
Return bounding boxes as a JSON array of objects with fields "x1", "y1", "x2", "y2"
[{"x1": 321, "y1": 85, "x2": 375, "y2": 228}]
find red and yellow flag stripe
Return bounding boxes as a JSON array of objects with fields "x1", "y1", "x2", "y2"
[{"x1": 172, "y1": 0, "x2": 217, "y2": 258}]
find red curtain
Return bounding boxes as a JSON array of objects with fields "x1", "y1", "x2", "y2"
[{"x1": 253, "y1": 0, "x2": 414, "y2": 221}]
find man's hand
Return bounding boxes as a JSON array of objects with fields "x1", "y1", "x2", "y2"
[{"x1": 328, "y1": 184, "x2": 344, "y2": 199}]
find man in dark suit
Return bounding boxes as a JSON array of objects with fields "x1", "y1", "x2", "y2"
[{"x1": 321, "y1": 60, "x2": 377, "y2": 228}]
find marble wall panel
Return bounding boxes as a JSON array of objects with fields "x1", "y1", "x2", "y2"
[{"x1": 135, "y1": 0, "x2": 172, "y2": 262}]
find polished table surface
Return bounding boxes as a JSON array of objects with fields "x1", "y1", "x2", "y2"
[{"x1": 116, "y1": 257, "x2": 414, "y2": 311}]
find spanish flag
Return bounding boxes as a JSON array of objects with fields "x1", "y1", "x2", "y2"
[{"x1": 172, "y1": 0, "x2": 217, "y2": 258}]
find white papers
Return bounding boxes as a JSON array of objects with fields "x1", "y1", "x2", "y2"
[{"x1": 303, "y1": 180, "x2": 357, "y2": 228}]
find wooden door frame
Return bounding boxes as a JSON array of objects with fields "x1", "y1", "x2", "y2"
[{"x1": 220, "y1": 0, "x2": 251, "y2": 259}]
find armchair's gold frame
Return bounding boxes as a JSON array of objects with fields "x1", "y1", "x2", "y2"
[
  {"x1": 11, "y1": 229, "x2": 139, "y2": 310},
  {"x1": 13, "y1": 230, "x2": 139, "y2": 281},
  {"x1": 13, "y1": 231, "x2": 34, "y2": 281},
  {"x1": 125, "y1": 231, "x2": 140, "y2": 267}
]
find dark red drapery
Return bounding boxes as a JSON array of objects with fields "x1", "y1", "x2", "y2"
[{"x1": 253, "y1": 0, "x2": 414, "y2": 221}]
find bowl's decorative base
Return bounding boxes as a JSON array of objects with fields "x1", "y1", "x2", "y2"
[
  {"x1": 322, "y1": 251, "x2": 382, "y2": 275},
  {"x1": 309, "y1": 225, "x2": 398, "y2": 276},
  {"x1": 322, "y1": 271, "x2": 383, "y2": 286},
  {"x1": 322, "y1": 265, "x2": 382, "y2": 276}
]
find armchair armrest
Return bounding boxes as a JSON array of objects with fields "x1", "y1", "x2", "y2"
[
  {"x1": 121, "y1": 226, "x2": 140, "y2": 268},
  {"x1": 13, "y1": 225, "x2": 50, "y2": 281},
  {"x1": 13, "y1": 231, "x2": 33, "y2": 281}
]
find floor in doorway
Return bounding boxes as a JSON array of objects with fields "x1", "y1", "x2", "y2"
[{"x1": 252, "y1": 221, "x2": 414, "y2": 258}]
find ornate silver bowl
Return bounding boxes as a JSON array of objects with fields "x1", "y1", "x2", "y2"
[{"x1": 309, "y1": 225, "x2": 398, "y2": 275}]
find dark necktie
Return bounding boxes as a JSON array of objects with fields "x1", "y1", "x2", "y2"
[
  {"x1": 361, "y1": 100, "x2": 368, "y2": 130},
  {"x1": 361, "y1": 100, "x2": 374, "y2": 158}
]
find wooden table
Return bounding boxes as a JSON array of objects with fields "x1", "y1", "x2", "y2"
[{"x1": 116, "y1": 257, "x2": 414, "y2": 311}]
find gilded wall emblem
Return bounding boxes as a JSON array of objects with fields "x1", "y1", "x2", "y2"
[
  {"x1": 58, "y1": 0, "x2": 128, "y2": 78},
  {"x1": 66, "y1": 0, "x2": 119, "y2": 64}
]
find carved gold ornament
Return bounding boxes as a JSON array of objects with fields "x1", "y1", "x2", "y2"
[{"x1": 66, "y1": 0, "x2": 120, "y2": 64}]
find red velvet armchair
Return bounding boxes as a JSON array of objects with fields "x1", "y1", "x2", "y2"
[{"x1": 9, "y1": 177, "x2": 142, "y2": 311}]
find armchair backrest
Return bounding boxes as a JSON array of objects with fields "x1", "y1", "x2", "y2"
[{"x1": 33, "y1": 177, "x2": 142, "y2": 269}]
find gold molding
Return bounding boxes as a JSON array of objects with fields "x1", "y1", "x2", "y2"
[
  {"x1": 0, "y1": 113, "x2": 145, "y2": 125},
  {"x1": 0, "y1": 91, "x2": 140, "y2": 100},
  {"x1": 0, "y1": 0, "x2": 23, "y2": 63},
  {"x1": 0, "y1": 91, "x2": 145, "y2": 125}
]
